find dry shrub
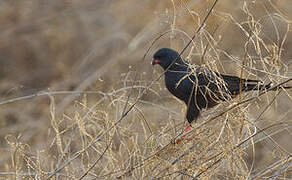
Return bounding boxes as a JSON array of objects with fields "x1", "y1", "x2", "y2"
[{"x1": 0, "y1": 0, "x2": 292, "y2": 179}]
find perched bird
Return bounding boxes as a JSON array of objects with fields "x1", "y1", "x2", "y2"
[{"x1": 152, "y1": 48, "x2": 289, "y2": 132}]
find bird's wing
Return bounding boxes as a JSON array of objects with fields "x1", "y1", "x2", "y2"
[
  {"x1": 192, "y1": 67, "x2": 232, "y2": 101},
  {"x1": 191, "y1": 67, "x2": 223, "y2": 86}
]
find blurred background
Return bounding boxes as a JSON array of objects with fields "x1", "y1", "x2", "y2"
[{"x1": 0, "y1": 0, "x2": 292, "y2": 179}]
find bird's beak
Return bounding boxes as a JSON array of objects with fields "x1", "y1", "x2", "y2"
[{"x1": 151, "y1": 58, "x2": 160, "y2": 65}]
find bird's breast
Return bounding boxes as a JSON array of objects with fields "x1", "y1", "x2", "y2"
[{"x1": 164, "y1": 72, "x2": 192, "y2": 102}]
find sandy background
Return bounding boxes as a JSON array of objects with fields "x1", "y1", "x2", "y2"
[{"x1": 0, "y1": 0, "x2": 292, "y2": 179}]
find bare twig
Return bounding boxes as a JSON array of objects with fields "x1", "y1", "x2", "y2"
[{"x1": 78, "y1": 138, "x2": 113, "y2": 180}]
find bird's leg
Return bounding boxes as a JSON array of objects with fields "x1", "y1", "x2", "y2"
[
  {"x1": 176, "y1": 103, "x2": 199, "y2": 144},
  {"x1": 175, "y1": 123, "x2": 193, "y2": 144},
  {"x1": 184, "y1": 124, "x2": 192, "y2": 133}
]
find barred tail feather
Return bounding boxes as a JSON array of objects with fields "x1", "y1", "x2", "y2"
[
  {"x1": 243, "y1": 82, "x2": 272, "y2": 92},
  {"x1": 244, "y1": 82, "x2": 292, "y2": 92}
]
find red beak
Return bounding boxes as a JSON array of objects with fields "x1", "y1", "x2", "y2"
[{"x1": 151, "y1": 58, "x2": 160, "y2": 65}]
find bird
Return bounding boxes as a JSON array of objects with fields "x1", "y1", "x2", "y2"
[{"x1": 152, "y1": 48, "x2": 290, "y2": 133}]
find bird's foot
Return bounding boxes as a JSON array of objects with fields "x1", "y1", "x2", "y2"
[
  {"x1": 175, "y1": 124, "x2": 192, "y2": 144},
  {"x1": 184, "y1": 124, "x2": 192, "y2": 133}
]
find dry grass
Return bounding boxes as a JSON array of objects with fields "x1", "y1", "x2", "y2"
[{"x1": 0, "y1": 0, "x2": 292, "y2": 179}]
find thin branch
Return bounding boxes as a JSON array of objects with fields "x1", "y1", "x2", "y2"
[{"x1": 78, "y1": 138, "x2": 113, "y2": 180}]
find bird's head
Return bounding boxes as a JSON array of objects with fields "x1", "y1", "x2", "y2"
[{"x1": 152, "y1": 48, "x2": 183, "y2": 70}]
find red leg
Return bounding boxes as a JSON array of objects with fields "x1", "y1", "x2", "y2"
[
  {"x1": 176, "y1": 124, "x2": 192, "y2": 144},
  {"x1": 184, "y1": 124, "x2": 192, "y2": 133}
]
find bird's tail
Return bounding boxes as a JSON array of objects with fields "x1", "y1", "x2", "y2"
[{"x1": 243, "y1": 80, "x2": 292, "y2": 91}]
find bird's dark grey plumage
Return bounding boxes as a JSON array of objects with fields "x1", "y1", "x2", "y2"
[{"x1": 152, "y1": 48, "x2": 273, "y2": 124}]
